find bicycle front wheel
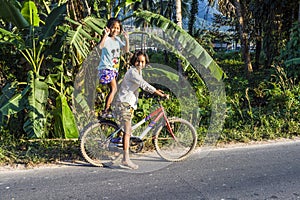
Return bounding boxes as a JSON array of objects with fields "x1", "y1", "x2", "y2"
[
  {"x1": 154, "y1": 117, "x2": 197, "y2": 162},
  {"x1": 80, "y1": 120, "x2": 121, "y2": 167}
]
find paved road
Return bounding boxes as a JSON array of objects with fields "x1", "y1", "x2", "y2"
[{"x1": 0, "y1": 140, "x2": 299, "y2": 200}]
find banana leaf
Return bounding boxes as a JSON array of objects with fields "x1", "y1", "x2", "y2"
[
  {"x1": 133, "y1": 30, "x2": 202, "y2": 81},
  {"x1": 0, "y1": 0, "x2": 29, "y2": 28},
  {"x1": 53, "y1": 94, "x2": 79, "y2": 139},
  {"x1": 66, "y1": 16, "x2": 106, "y2": 62},
  {"x1": 21, "y1": 1, "x2": 40, "y2": 26},
  {"x1": 0, "y1": 26, "x2": 25, "y2": 50},
  {"x1": 285, "y1": 57, "x2": 300, "y2": 66},
  {"x1": 40, "y1": 3, "x2": 67, "y2": 40},
  {"x1": 67, "y1": 27, "x2": 91, "y2": 62},
  {"x1": 134, "y1": 10, "x2": 226, "y2": 81},
  {"x1": 0, "y1": 82, "x2": 29, "y2": 126},
  {"x1": 113, "y1": 0, "x2": 140, "y2": 17},
  {"x1": 83, "y1": 17, "x2": 106, "y2": 36},
  {"x1": 0, "y1": 27, "x2": 22, "y2": 42},
  {"x1": 23, "y1": 71, "x2": 49, "y2": 138}
]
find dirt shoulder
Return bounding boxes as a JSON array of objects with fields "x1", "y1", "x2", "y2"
[
  {"x1": 1, "y1": 137, "x2": 299, "y2": 172},
  {"x1": 214, "y1": 136, "x2": 300, "y2": 149}
]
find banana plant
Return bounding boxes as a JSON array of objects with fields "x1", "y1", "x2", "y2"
[
  {"x1": 134, "y1": 10, "x2": 226, "y2": 81},
  {"x1": 65, "y1": 16, "x2": 106, "y2": 64},
  {"x1": 0, "y1": 0, "x2": 29, "y2": 28},
  {"x1": 0, "y1": 1, "x2": 79, "y2": 138}
]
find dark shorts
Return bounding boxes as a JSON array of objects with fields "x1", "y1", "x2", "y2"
[{"x1": 98, "y1": 69, "x2": 118, "y2": 84}]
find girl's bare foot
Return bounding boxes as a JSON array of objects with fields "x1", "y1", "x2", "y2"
[{"x1": 120, "y1": 160, "x2": 139, "y2": 170}]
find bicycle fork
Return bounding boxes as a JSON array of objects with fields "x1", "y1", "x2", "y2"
[
  {"x1": 164, "y1": 117, "x2": 178, "y2": 142},
  {"x1": 152, "y1": 112, "x2": 178, "y2": 142}
]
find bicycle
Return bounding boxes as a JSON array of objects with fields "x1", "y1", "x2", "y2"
[{"x1": 80, "y1": 99, "x2": 198, "y2": 167}]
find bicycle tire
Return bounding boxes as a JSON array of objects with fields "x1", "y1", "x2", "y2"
[
  {"x1": 80, "y1": 120, "x2": 121, "y2": 167},
  {"x1": 153, "y1": 117, "x2": 197, "y2": 162}
]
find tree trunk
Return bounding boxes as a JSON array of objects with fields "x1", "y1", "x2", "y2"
[
  {"x1": 188, "y1": 0, "x2": 199, "y2": 35},
  {"x1": 254, "y1": 35, "x2": 262, "y2": 70},
  {"x1": 254, "y1": 19, "x2": 262, "y2": 70},
  {"x1": 233, "y1": 0, "x2": 253, "y2": 73},
  {"x1": 175, "y1": 0, "x2": 182, "y2": 28},
  {"x1": 175, "y1": 0, "x2": 183, "y2": 77}
]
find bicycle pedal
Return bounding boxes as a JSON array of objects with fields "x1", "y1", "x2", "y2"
[
  {"x1": 130, "y1": 136, "x2": 143, "y2": 143},
  {"x1": 111, "y1": 137, "x2": 122, "y2": 143}
]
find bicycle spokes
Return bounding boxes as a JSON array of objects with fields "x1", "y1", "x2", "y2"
[
  {"x1": 80, "y1": 121, "x2": 122, "y2": 167},
  {"x1": 154, "y1": 118, "x2": 197, "y2": 162}
]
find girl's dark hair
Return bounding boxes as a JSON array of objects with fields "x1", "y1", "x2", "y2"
[
  {"x1": 106, "y1": 17, "x2": 122, "y2": 31},
  {"x1": 130, "y1": 51, "x2": 150, "y2": 66}
]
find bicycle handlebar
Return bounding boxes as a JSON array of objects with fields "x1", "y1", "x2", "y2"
[
  {"x1": 156, "y1": 89, "x2": 170, "y2": 100},
  {"x1": 143, "y1": 90, "x2": 170, "y2": 102}
]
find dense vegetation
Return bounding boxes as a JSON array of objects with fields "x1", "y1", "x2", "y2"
[{"x1": 0, "y1": 0, "x2": 299, "y2": 166}]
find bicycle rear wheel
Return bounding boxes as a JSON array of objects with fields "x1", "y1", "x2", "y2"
[
  {"x1": 154, "y1": 117, "x2": 197, "y2": 162},
  {"x1": 80, "y1": 120, "x2": 121, "y2": 167}
]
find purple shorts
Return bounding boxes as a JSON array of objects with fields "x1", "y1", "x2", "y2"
[{"x1": 98, "y1": 69, "x2": 118, "y2": 84}]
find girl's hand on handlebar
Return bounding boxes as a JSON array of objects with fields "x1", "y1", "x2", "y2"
[
  {"x1": 163, "y1": 94, "x2": 170, "y2": 100},
  {"x1": 157, "y1": 89, "x2": 169, "y2": 100}
]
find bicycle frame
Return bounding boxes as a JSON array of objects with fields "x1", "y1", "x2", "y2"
[
  {"x1": 110, "y1": 103, "x2": 175, "y2": 140},
  {"x1": 81, "y1": 102, "x2": 197, "y2": 166}
]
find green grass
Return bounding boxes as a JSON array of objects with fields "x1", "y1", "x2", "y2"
[{"x1": 0, "y1": 136, "x2": 82, "y2": 167}]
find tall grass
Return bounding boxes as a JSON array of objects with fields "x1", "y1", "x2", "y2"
[{"x1": 219, "y1": 52, "x2": 300, "y2": 143}]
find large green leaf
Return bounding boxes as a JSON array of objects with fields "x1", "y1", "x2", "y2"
[
  {"x1": 133, "y1": 30, "x2": 203, "y2": 81},
  {"x1": 23, "y1": 71, "x2": 49, "y2": 138},
  {"x1": 53, "y1": 94, "x2": 79, "y2": 139},
  {"x1": 0, "y1": 0, "x2": 29, "y2": 28},
  {"x1": 40, "y1": 4, "x2": 67, "y2": 40},
  {"x1": 0, "y1": 82, "x2": 29, "y2": 126},
  {"x1": 134, "y1": 10, "x2": 226, "y2": 81},
  {"x1": 285, "y1": 57, "x2": 300, "y2": 66},
  {"x1": 66, "y1": 17, "x2": 106, "y2": 63},
  {"x1": 67, "y1": 27, "x2": 91, "y2": 61},
  {"x1": 21, "y1": 1, "x2": 40, "y2": 26}
]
